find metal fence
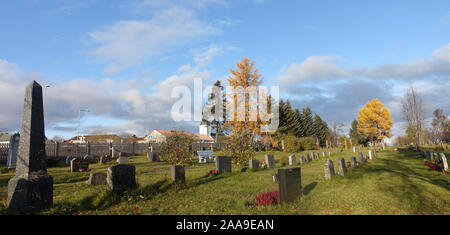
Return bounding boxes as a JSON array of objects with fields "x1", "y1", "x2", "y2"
[{"x1": 0, "y1": 143, "x2": 8, "y2": 164}]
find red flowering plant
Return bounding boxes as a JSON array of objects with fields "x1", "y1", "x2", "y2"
[
  {"x1": 424, "y1": 161, "x2": 441, "y2": 171},
  {"x1": 205, "y1": 169, "x2": 219, "y2": 177},
  {"x1": 254, "y1": 190, "x2": 280, "y2": 206}
]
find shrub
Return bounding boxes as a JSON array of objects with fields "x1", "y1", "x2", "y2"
[
  {"x1": 161, "y1": 130, "x2": 195, "y2": 165},
  {"x1": 255, "y1": 190, "x2": 280, "y2": 206},
  {"x1": 227, "y1": 131, "x2": 255, "y2": 166},
  {"x1": 279, "y1": 155, "x2": 289, "y2": 166},
  {"x1": 282, "y1": 135, "x2": 301, "y2": 152},
  {"x1": 298, "y1": 137, "x2": 317, "y2": 150}
]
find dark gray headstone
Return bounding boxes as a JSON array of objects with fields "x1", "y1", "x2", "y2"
[
  {"x1": 106, "y1": 164, "x2": 136, "y2": 192},
  {"x1": 7, "y1": 81, "x2": 53, "y2": 213},
  {"x1": 86, "y1": 172, "x2": 107, "y2": 186},
  {"x1": 170, "y1": 165, "x2": 185, "y2": 182},
  {"x1": 6, "y1": 133, "x2": 20, "y2": 169},
  {"x1": 65, "y1": 156, "x2": 75, "y2": 166},
  {"x1": 350, "y1": 156, "x2": 357, "y2": 169},
  {"x1": 324, "y1": 160, "x2": 335, "y2": 180},
  {"x1": 70, "y1": 158, "x2": 89, "y2": 172},
  {"x1": 359, "y1": 154, "x2": 365, "y2": 164},
  {"x1": 278, "y1": 167, "x2": 302, "y2": 203},
  {"x1": 249, "y1": 159, "x2": 259, "y2": 169},
  {"x1": 216, "y1": 156, "x2": 232, "y2": 174},
  {"x1": 99, "y1": 155, "x2": 111, "y2": 164},
  {"x1": 147, "y1": 152, "x2": 160, "y2": 162},
  {"x1": 265, "y1": 154, "x2": 275, "y2": 169},
  {"x1": 337, "y1": 158, "x2": 346, "y2": 176},
  {"x1": 83, "y1": 154, "x2": 94, "y2": 163},
  {"x1": 289, "y1": 155, "x2": 296, "y2": 165},
  {"x1": 358, "y1": 151, "x2": 363, "y2": 159}
]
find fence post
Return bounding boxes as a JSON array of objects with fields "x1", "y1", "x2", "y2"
[
  {"x1": 87, "y1": 142, "x2": 91, "y2": 155},
  {"x1": 55, "y1": 142, "x2": 59, "y2": 158}
]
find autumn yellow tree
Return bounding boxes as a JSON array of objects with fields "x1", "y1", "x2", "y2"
[
  {"x1": 223, "y1": 58, "x2": 271, "y2": 165},
  {"x1": 357, "y1": 98, "x2": 393, "y2": 144},
  {"x1": 222, "y1": 57, "x2": 266, "y2": 135}
]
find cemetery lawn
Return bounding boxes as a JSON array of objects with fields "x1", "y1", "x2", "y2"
[{"x1": 0, "y1": 148, "x2": 449, "y2": 215}]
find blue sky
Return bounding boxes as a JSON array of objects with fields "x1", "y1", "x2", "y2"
[{"x1": 0, "y1": 0, "x2": 449, "y2": 142}]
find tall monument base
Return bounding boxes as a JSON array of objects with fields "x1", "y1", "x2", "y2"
[{"x1": 7, "y1": 171, "x2": 53, "y2": 214}]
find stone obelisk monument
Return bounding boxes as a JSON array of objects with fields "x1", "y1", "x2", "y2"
[{"x1": 7, "y1": 81, "x2": 53, "y2": 213}]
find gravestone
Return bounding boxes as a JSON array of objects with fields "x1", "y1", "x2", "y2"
[
  {"x1": 65, "y1": 156, "x2": 75, "y2": 166},
  {"x1": 299, "y1": 156, "x2": 305, "y2": 164},
  {"x1": 265, "y1": 154, "x2": 275, "y2": 169},
  {"x1": 6, "y1": 133, "x2": 20, "y2": 169},
  {"x1": 310, "y1": 152, "x2": 315, "y2": 160},
  {"x1": 7, "y1": 81, "x2": 53, "y2": 213},
  {"x1": 359, "y1": 154, "x2": 365, "y2": 164},
  {"x1": 83, "y1": 154, "x2": 94, "y2": 163},
  {"x1": 289, "y1": 155, "x2": 296, "y2": 165},
  {"x1": 440, "y1": 153, "x2": 448, "y2": 172},
  {"x1": 147, "y1": 152, "x2": 160, "y2": 162},
  {"x1": 372, "y1": 149, "x2": 376, "y2": 157},
  {"x1": 358, "y1": 151, "x2": 363, "y2": 159},
  {"x1": 350, "y1": 156, "x2": 357, "y2": 169},
  {"x1": 278, "y1": 167, "x2": 302, "y2": 203},
  {"x1": 106, "y1": 164, "x2": 136, "y2": 192},
  {"x1": 216, "y1": 156, "x2": 232, "y2": 174},
  {"x1": 353, "y1": 146, "x2": 356, "y2": 153},
  {"x1": 99, "y1": 155, "x2": 112, "y2": 164},
  {"x1": 117, "y1": 152, "x2": 129, "y2": 164},
  {"x1": 324, "y1": 160, "x2": 335, "y2": 180},
  {"x1": 170, "y1": 165, "x2": 185, "y2": 182},
  {"x1": 86, "y1": 172, "x2": 107, "y2": 186},
  {"x1": 322, "y1": 152, "x2": 326, "y2": 157},
  {"x1": 70, "y1": 158, "x2": 89, "y2": 172},
  {"x1": 368, "y1": 150, "x2": 373, "y2": 160},
  {"x1": 249, "y1": 159, "x2": 259, "y2": 169},
  {"x1": 337, "y1": 158, "x2": 346, "y2": 176},
  {"x1": 434, "y1": 153, "x2": 439, "y2": 162}
]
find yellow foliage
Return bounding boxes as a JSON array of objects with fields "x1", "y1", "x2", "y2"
[
  {"x1": 223, "y1": 57, "x2": 269, "y2": 135},
  {"x1": 357, "y1": 98, "x2": 393, "y2": 143}
]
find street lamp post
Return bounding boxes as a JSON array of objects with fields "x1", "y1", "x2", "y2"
[{"x1": 77, "y1": 108, "x2": 90, "y2": 142}]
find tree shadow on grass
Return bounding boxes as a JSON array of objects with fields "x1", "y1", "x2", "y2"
[
  {"x1": 302, "y1": 182, "x2": 317, "y2": 196},
  {"x1": 50, "y1": 179, "x2": 174, "y2": 214},
  {"x1": 355, "y1": 151, "x2": 449, "y2": 214}
]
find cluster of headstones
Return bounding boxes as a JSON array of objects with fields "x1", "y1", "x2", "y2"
[
  {"x1": 324, "y1": 150, "x2": 376, "y2": 179},
  {"x1": 421, "y1": 150, "x2": 448, "y2": 172},
  {"x1": 283, "y1": 151, "x2": 331, "y2": 167}
]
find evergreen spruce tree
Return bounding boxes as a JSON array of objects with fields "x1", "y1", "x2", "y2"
[
  {"x1": 313, "y1": 114, "x2": 329, "y2": 145},
  {"x1": 301, "y1": 106, "x2": 314, "y2": 137}
]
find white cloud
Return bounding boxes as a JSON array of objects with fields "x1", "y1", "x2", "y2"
[
  {"x1": 278, "y1": 55, "x2": 352, "y2": 84},
  {"x1": 278, "y1": 44, "x2": 450, "y2": 84},
  {"x1": 87, "y1": 5, "x2": 221, "y2": 74},
  {"x1": 432, "y1": 43, "x2": 450, "y2": 62}
]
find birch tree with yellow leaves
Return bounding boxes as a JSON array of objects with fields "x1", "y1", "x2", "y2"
[{"x1": 357, "y1": 98, "x2": 393, "y2": 145}]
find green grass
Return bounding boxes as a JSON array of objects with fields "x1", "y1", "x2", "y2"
[{"x1": 0, "y1": 147, "x2": 449, "y2": 215}]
